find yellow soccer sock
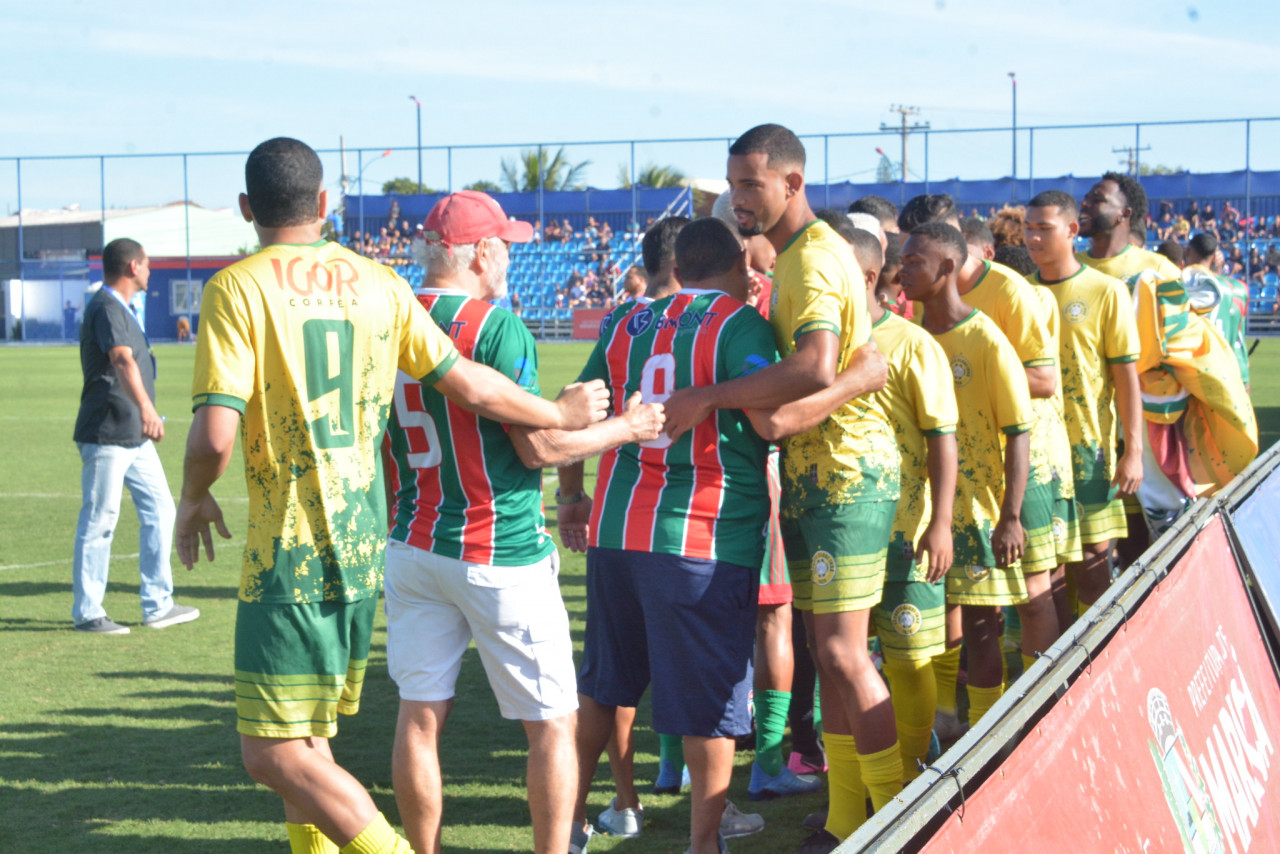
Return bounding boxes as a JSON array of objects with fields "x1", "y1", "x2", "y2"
[
  {"x1": 338, "y1": 814, "x2": 412, "y2": 854},
  {"x1": 882, "y1": 656, "x2": 935, "y2": 780},
  {"x1": 287, "y1": 823, "x2": 339, "y2": 854},
  {"x1": 822, "y1": 732, "x2": 866, "y2": 840},
  {"x1": 1021, "y1": 652, "x2": 1037, "y2": 677},
  {"x1": 860, "y1": 742, "x2": 904, "y2": 812},
  {"x1": 932, "y1": 646, "x2": 961, "y2": 715},
  {"x1": 967, "y1": 684, "x2": 1004, "y2": 726}
]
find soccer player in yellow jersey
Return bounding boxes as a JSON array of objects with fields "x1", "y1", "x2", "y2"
[
  {"x1": 900, "y1": 222, "x2": 1034, "y2": 729},
  {"x1": 849, "y1": 228, "x2": 960, "y2": 781},
  {"x1": 1026, "y1": 189, "x2": 1144, "y2": 614},
  {"x1": 173, "y1": 138, "x2": 609, "y2": 854},
  {"x1": 663, "y1": 124, "x2": 899, "y2": 854}
]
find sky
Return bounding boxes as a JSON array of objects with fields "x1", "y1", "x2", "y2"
[{"x1": 3, "y1": 0, "x2": 1280, "y2": 213}]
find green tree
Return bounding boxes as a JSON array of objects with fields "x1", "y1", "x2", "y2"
[
  {"x1": 381, "y1": 177, "x2": 435, "y2": 194},
  {"x1": 464, "y1": 179, "x2": 503, "y2": 193},
  {"x1": 875, "y1": 153, "x2": 897, "y2": 183},
  {"x1": 617, "y1": 162, "x2": 686, "y2": 189},
  {"x1": 500, "y1": 147, "x2": 591, "y2": 192},
  {"x1": 1138, "y1": 163, "x2": 1185, "y2": 176}
]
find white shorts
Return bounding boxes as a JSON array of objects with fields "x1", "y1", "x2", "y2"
[{"x1": 384, "y1": 539, "x2": 578, "y2": 721}]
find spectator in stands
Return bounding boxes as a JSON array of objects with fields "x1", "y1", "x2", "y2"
[
  {"x1": 1173, "y1": 214, "x2": 1191, "y2": 241},
  {"x1": 849, "y1": 195, "x2": 899, "y2": 234},
  {"x1": 585, "y1": 279, "x2": 610, "y2": 308},
  {"x1": 565, "y1": 267, "x2": 583, "y2": 291},
  {"x1": 584, "y1": 217, "x2": 599, "y2": 241},
  {"x1": 1154, "y1": 210, "x2": 1174, "y2": 242},
  {"x1": 511, "y1": 289, "x2": 523, "y2": 317},
  {"x1": 561, "y1": 218, "x2": 574, "y2": 241},
  {"x1": 1156, "y1": 240, "x2": 1185, "y2": 268},
  {"x1": 545, "y1": 220, "x2": 561, "y2": 242},
  {"x1": 988, "y1": 206, "x2": 1027, "y2": 248}
]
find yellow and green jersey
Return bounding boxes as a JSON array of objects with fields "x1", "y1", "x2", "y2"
[
  {"x1": 1031, "y1": 286, "x2": 1076, "y2": 501},
  {"x1": 870, "y1": 312, "x2": 958, "y2": 580},
  {"x1": 1031, "y1": 264, "x2": 1139, "y2": 496},
  {"x1": 933, "y1": 310, "x2": 1035, "y2": 567},
  {"x1": 961, "y1": 260, "x2": 1056, "y2": 488},
  {"x1": 193, "y1": 240, "x2": 459, "y2": 605},
  {"x1": 770, "y1": 219, "x2": 900, "y2": 511},
  {"x1": 1077, "y1": 244, "x2": 1181, "y2": 284}
]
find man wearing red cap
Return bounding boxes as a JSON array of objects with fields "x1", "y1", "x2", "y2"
[{"x1": 383, "y1": 190, "x2": 665, "y2": 854}]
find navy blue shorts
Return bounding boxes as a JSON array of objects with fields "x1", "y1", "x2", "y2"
[{"x1": 578, "y1": 547, "x2": 758, "y2": 738}]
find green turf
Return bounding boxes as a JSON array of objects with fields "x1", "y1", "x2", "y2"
[
  {"x1": 3, "y1": 339, "x2": 1276, "y2": 852},
  {"x1": 0, "y1": 342, "x2": 820, "y2": 852}
]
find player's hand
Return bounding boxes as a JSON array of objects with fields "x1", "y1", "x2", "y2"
[
  {"x1": 916, "y1": 518, "x2": 954, "y2": 583},
  {"x1": 662, "y1": 386, "x2": 714, "y2": 441},
  {"x1": 843, "y1": 342, "x2": 889, "y2": 397},
  {"x1": 992, "y1": 515, "x2": 1025, "y2": 568},
  {"x1": 621, "y1": 392, "x2": 665, "y2": 443},
  {"x1": 745, "y1": 274, "x2": 764, "y2": 308},
  {"x1": 141, "y1": 404, "x2": 165, "y2": 442},
  {"x1": 556, "y1": 380, "x2": 610, "y2": 430},
  {"x1": 175, "y1": 493, "x2": 232, "y2": 570},
  {"x1": 557, "y1": 498, "x2": 593, "y2": 553},
  {"x1": 1113, "y1": 449, "x2": 1143, "y2": 498}
]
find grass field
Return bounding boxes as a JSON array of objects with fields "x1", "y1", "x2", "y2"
[{"x1": 3, "y1": 339, "x2": 1278, "y2": 852}]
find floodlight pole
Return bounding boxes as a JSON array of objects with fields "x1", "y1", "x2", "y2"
[{"x1": 409, "y1": 95, "x2": 423, "y2": 193}]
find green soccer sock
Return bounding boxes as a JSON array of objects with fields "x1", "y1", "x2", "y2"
[
  {"x1": 754, "y1": 689, "x2": 791, "y2": 776},
  {"x1": 658, "y1": 732, "x2": 684, "y2": 771}
]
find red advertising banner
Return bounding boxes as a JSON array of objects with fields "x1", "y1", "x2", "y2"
[
  {"x1": 924, "y1": 516, "x2": 1280, "y2": 854},
  {"x1": 573, "y1": 308, "x2": 609, "y2": 340}
]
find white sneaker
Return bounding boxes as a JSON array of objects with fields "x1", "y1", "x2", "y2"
[
  {"x1": 720, "y1": 800, "x2": 764, "y2": 838},
  {"x1": 143, "y1": 603, "x2": 200, "y2": 629},
  {"x1": 568, "y1": 822, "x2": 594, "y2": 854},
  {"x1": 597, "y1": 797, "x2": 643, "y2": 837}
]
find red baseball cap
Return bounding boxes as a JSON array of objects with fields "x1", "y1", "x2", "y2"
[{"x1": 423, "y1": 190, "x2": 534, "y2": 246}]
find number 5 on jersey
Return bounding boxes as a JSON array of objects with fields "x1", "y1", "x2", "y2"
[{"x1": 394, "y1": 373, "x2": 443, "y2": 468}]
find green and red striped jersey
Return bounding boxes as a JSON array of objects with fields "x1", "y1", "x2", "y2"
[
  {"x1": 579, "y1": 289, "x2": 778, "y2": 569},
  {"x1": 383, "y1": 289, "x2": 555, "y2": 566}
]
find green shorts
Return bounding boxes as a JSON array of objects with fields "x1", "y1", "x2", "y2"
[
  {"x1": 234, "y1": 596, "x2": 376, "y2": 739},
  {"x1": 946, "y1": 562, "x2": 1028, "y2": 607},
  {"x1": 1075, "y1": 477, "x2": 1128, "y2": 546},
  {"x1": 1053, "y1": 488, "x2": 1083, "y2": 566},
  {"x1": 783, "y1": 500, "x2": 896, "y2": 614},
  {"x1": 872, "y1": 579, "x2": 946, "y2": 660},
  {"x1": 1021, "y1": 480, "x2": 1058, "y2": 575}
]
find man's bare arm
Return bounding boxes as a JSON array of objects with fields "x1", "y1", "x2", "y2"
[
  {"x1": 108, "y1": 345, "x2": 163, "y2": 441},
  {"x1": 993, "y1": 431, "x2": 1029, "y2": 568},
  {"x1": 1110, "y1": 361, "x2": 1144, "y2": 497},
  {"x1": 510, "y1": 392, "x2": 664, "y2": 469},
  {"x1": 176, "y1": 404, "x2": 239, "y2": 568},
  {"x1": 919, "y1": 433, "x2": 958, "y2": 582},
  {"x1": 432, "y1": 357, "x2": 609, "y2": 430},
  {"x1": 663, "y1": 329, "x2": 840, "y2": 440},
  {"x1": 744, "y1": 343, "x2": 887, "y2": 441},
  {"x1": 1025, "y1": 365, "x2": 1057, "y2": 399}
]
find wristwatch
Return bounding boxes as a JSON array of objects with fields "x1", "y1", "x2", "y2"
[{"x1": 555, "y1": 488, "x2": 589, "y2": 505}]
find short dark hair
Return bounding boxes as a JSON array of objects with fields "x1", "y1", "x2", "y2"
[
  {"x1": 815, "y1": 209, "x2": 859, "y2": 244},
  {"x1": 1130, "y1": 221, "x2": 1148, "y2": 244},
  {"x1": 728, "y1": 124, "x2": 806, "y2": 171},
  {"x1": 1102, "y1": 170, "x2": 1151, "y2": 223},
  {"x1": 1187, "y1": 231, "x2": 1218, "y2": 261},
  {"x1": 1157, "y1": 239, "x2": 1186, "y2": 267},
  {"x1": 883, "y1": 231, "x2": 902, "y2": 270},
  {"x1": 960, "y1": 216, "x2": 994, "y2": 248},
  {"x1": 1028, "y1": 189, "x2": 1078, "y2": 219},
  {"x1": 102, "y1": 238, "x2": 145, "y2": 279},
  {"x1": 909, "y1": 222, "x2": 968, "y2": 266},
  {"x1": 849, "y1": 228, "x2": 884, "y2": 275},
  {"x1": 849, "y1": 194, "x2": 898, "y2": 227},
  {"x1": 993, "y1": 244, "x2": 1036, "y2": 277},
  {"x1": 642, "y1": 216, "x2": 689, "y2": 277},
  {"x1": 898, "y1": 194, "x2": 958, "y2": 232},
  {"x1": 674, "y1": 218, "x2": 742, "y2": 282},
  {"x1": 244, "y1": 137, "x2": 324, "y2": 228}
]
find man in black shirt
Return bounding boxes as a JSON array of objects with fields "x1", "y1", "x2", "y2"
[{"x1": 72, "y1": 238, "x2": 199, "y2": 634}]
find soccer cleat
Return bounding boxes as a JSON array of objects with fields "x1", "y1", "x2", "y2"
[
  {"x1": 568, "y1": 821, "x2": 594, "y2": 854},
  {"x1": 719, "y1": 800, "x2": 764, "y2": 838},
  {"x1": 74, "y1": 616, "x2": 130, "y2": 635},
  {"x1": 747, "y1": 762, "x2": 823, "y2": 801},
  {"x1": 143, "y1": 603, "x2": 200, "y2": 629},
  {"x1": 654, "y1": 759, "x2": 691, "y2": 794},
  {"x1": 787, "y1": 749, "x2": 828, "y2": 775},
  {"x1": 792, "y1": 828, "x2": 841, "y2": 854},
  {"x1": 801, "y1": 807, "x2": 828, "y2": 831},
  {"x1": 596, "y1": 797, "x2": 643, "y2": 837}
]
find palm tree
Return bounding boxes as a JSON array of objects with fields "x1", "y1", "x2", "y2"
[
  {"x1": 618, "y1": 162, "x2": 686, "y2": 189},
  {"x1": 464, "y1": 179, "x2": 503, "y2": 193},
  {"x1": 500, "y1": 147, "x2": 591, "y2": 192}
]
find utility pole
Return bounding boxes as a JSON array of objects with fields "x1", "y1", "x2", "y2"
[
  {"x1": 409, "y1": 95, "x2": 423, "y2": 192},
  {"x1": 1112, "y1": 144, "x2": 1152, "y2": 175},
  {"x1": 880, "y1": 106, "x2": 929, "y2": 183}
]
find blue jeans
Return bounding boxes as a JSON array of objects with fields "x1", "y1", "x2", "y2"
[{"x1": 72, "y1": 441, "x2": 176, "y2": 624}]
